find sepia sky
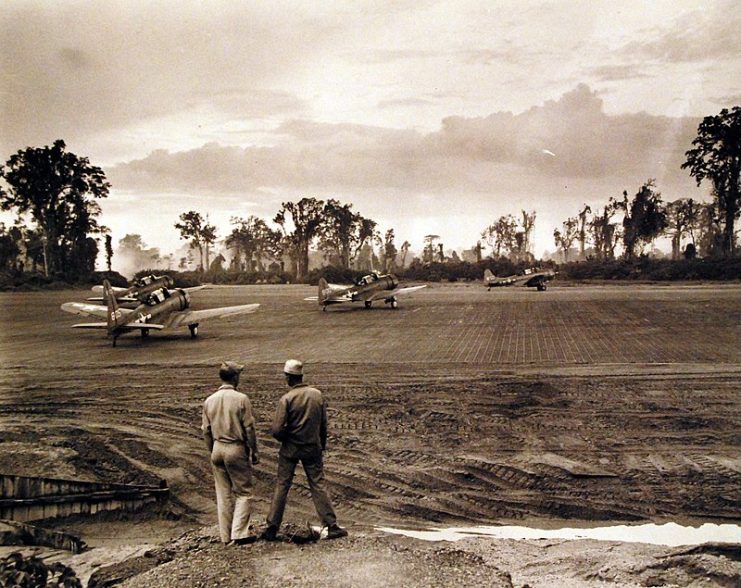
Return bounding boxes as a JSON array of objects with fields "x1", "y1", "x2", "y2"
[{"x1": 2, "y1": 0, "x2": 740, "y2": 258}]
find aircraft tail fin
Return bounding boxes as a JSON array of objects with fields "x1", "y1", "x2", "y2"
[
  {"x1": 318, "y1": 278, "x2": 329, "y2": 305},
  {"x1": 484, "y1": 269, "x2": 495, "y2": 280},
  {"x1": 103, "y1": 279, "x2": 120, "y2": 332}
]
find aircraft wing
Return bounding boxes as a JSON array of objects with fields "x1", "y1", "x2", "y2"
[
  {"x1": 304, "y1": 294, "x2": 353, "y2": 304},
  {"x1": 61, "y1": 302, "x2": 133, "y2": 319},
  {"x1": 163, "y1": 303, "x2": 260, "y2": 327},
  {"x1": 87, "y1": 296, "x2": 139, "y2": 304},
  {"x1": 71, "y1": 321, "x2": 165, "y2": 331},
  {"x1": 307, "y1": 287, "x2": 354, "y2": 303},
  {"x1": 118, "y1": 322, "x2": 166, "y2": 331},
  {"x1": 367, "y1": 284, "x2": 427, "y2": 302},
  {"x1": 91, "y1": 285, "x2": 129, "y2": 295}
]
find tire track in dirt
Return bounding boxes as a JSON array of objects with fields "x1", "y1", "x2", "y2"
[
  {"x1": 1, "y1": 286, "x2": 739, "y2": 532},
  {"x1": 1, "y1": 366, "x2": 739, "y2": 526}
]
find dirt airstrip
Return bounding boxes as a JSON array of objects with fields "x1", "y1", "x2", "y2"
[{"x1": 0, "y1": 283, "x2": 739, "y2": 586}]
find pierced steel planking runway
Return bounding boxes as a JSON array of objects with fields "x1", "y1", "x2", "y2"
[{"x1": 1, "y1": 283, "x2": 739, "y2": 368}]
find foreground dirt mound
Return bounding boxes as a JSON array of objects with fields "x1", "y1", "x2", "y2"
[
  {"x1": 85, "y1": 526, "x2": 741, "y2": 588},
  {"x1": 90, "y1": 527, "x2": 513, "y2": 588}
]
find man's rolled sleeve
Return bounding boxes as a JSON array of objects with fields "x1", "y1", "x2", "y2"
[
  {"x1": 201, "y1": 406, "x2": 211, "y2": 434},
  {"x1": 201, "y1": 406, "x2": 214, "y2": 452}
]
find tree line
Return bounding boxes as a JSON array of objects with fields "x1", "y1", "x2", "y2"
[
  {"x1": 172, "y1": 199, "x2": 392, "y2": 282},
  {"x1": 0, "y1": 106, "x2": 738, "y2": 284},
  {"x1": 553, "y1": 107, "x2": 740, "y2": 263},
  {"x1": 0, "y1": 140, "x2": 109, "y2": 280}
]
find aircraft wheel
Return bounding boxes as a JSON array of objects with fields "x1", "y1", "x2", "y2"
[
  {"x1": 537, "y1": 284, "x2": 546, "y2": 291},
  {"x1": 141, "y1": 328, "x2": 149, "y2": 338},
  {"x1": 322, "y1": 305, "x2": 327, "y2": 312},
  {"x1": 391, "y1": 299, "x2": 398, "y2": 309},
  {"x1": 364, "y1": 301, "x2": 372, "y2": 309},
  {"x1": 189, "y1": 324, "x2": 199, "y2": 338},
  {"x1": 112, "y1": 336, "x2": 118, "y2": 348}
]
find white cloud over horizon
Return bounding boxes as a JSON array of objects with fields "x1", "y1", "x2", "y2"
[
  {"x1": 101, "y1": 84, "x2": 706, "y2": 254},
  {"x1": 1, "y1": 1, "x2": 738, "y2": 258}
]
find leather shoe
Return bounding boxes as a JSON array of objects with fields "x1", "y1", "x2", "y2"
[
  {"x1": 326, "y1": 524, "x2": 348, "y2": 539},
  {"x1": 260, "y1": 526, "x2": 278, "y2": 541}
]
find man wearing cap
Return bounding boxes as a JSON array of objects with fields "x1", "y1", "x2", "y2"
[
  {"x1": 262, "y1": 359, "x2": 347, "y2": 540},
  {"x1": 202, "y1": 361, "x2": 259, "y2": 545}
]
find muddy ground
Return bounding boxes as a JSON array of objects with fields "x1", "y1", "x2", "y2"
[{"x1": 0, "y1": 283, "x2": 739, "y2": 586}]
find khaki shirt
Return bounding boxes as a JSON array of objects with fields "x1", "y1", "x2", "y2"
[
  {"x1": 202, "y1": 384, "x2": 254, "y2": 444},
  {"x1": 270, "y1": 383, "x2": 327, "y2": 454}
]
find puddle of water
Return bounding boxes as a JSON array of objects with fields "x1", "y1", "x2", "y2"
[{"x1": 377, "y1": 522, "x2": 741, "y2": 547}]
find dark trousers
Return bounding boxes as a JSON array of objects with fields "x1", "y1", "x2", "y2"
[{"x1": 266, "y1": 451, "x2": 337, "y2": 529}]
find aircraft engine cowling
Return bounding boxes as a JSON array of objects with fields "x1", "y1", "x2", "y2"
[
  {"x1": 175, "y1": 289, "x2": 190, "y2": 311},
  {"x1": 383, "y1": 275, "x2": 399, "y2": 290}
]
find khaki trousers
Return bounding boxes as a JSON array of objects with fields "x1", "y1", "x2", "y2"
[
  {"x1": 267, "y1": 450, "x2": 337, "y2": 530},
  {"x1": 211, "y1": 441, "x2": 253, "y2": 543}
]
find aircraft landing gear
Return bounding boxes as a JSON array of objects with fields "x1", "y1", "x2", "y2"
[
  {"x1": 112, "y1": 336, "x2": 118, "y2": 348},
  {"x1": 364, "y1": 301, "x2": 372, "y2": 309},
  {"x1": 189, "y1": 324, "x2": 199, "y2": 338},
  {"x1": 537, "y1": 283, "x2": 547, "y2": 291},
  {"x1": 385, "y1": 298, "x2": 398, "y2": 309},
  {"x1": 141, "y1": 328, "x2": 149, "y2": 338},
  {"x1": 322, "y1": 304, "x2": 327, "y2": 312}
]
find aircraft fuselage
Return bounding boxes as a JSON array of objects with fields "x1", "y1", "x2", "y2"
[
  {"x1": 124, "y1": 276, "x2": 175, "y2": 302},
  {"x1": 349, "y1": 274, "x2": 399, "y2": 301},
  {"x1": 115, "y1": 288, "x2": 190, "y2": 331}
]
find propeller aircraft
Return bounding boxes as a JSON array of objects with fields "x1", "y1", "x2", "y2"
[
  {"x1": 306, "y1": 271, "x2": 426, "y2": 311},
  {"x1": 484, "y1": 268, "x2": 556, "y2": 291},
  {"x1": 62, "y1": 280, "x2": 259, "y2": 346},
  {"x1": 87, "y1": 274, "x2": 206, "y2": 307}
]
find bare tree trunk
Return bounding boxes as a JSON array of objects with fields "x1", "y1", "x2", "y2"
[
  {"x1": 724, "y1": 204, "x2": 737, "y2": 257},
  {"x1": 42, "y1": 236, "x2": 49, "y2": 277},
  {"x1": 671, "y1": 233, "x2": 681, "y2": 260}
]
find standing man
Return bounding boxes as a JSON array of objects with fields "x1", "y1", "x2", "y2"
[
  {"x1": 202, "y1": 361, "x2": 259, "y2": 545},
  {"x1": 262, "y1": 359, "x2": 347, "y2": 540}
]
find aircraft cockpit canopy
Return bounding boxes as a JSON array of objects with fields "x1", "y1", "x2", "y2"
[
  {"x1": 148, "y1": 288, "x2": 170, "y2": 305},
  {"x1": 356, "y1": 271, "x2": 381, "y2": 286}
]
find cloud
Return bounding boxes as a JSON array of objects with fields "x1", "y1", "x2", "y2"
[
  {"x1": 377, "y1": 98, "x2": 434, "y2": 109},
  {"x1": 360, "y1": 49, "x2": 442, "y2": 65},
  {"x1": 186, "y1": 89, "x2": 307, "y2": 119},
  {"x1": 110, "y1": 84, "x2": 702, "y2": 199},
  {"x1": 455, "y1": 46, "x2": 539, "y2": 67},
  {"x1": 587, "y1": 64, "x2": 650, "y2": 82},
  {"x1": 0, "y1": 2, "x2": 334, "y2": 157},
  {"x1": 360, "y1": 45, "x2": 530, "y2": 68},
  {"x1": 710, "y1": 93, "x2": 741, "y2": 108},
  {"x1": 622, "y1": 6, "x2": 741, "y2": 63},
  {"x1": 424, "y1": 84, "x2": 700, "y2": 179}
]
